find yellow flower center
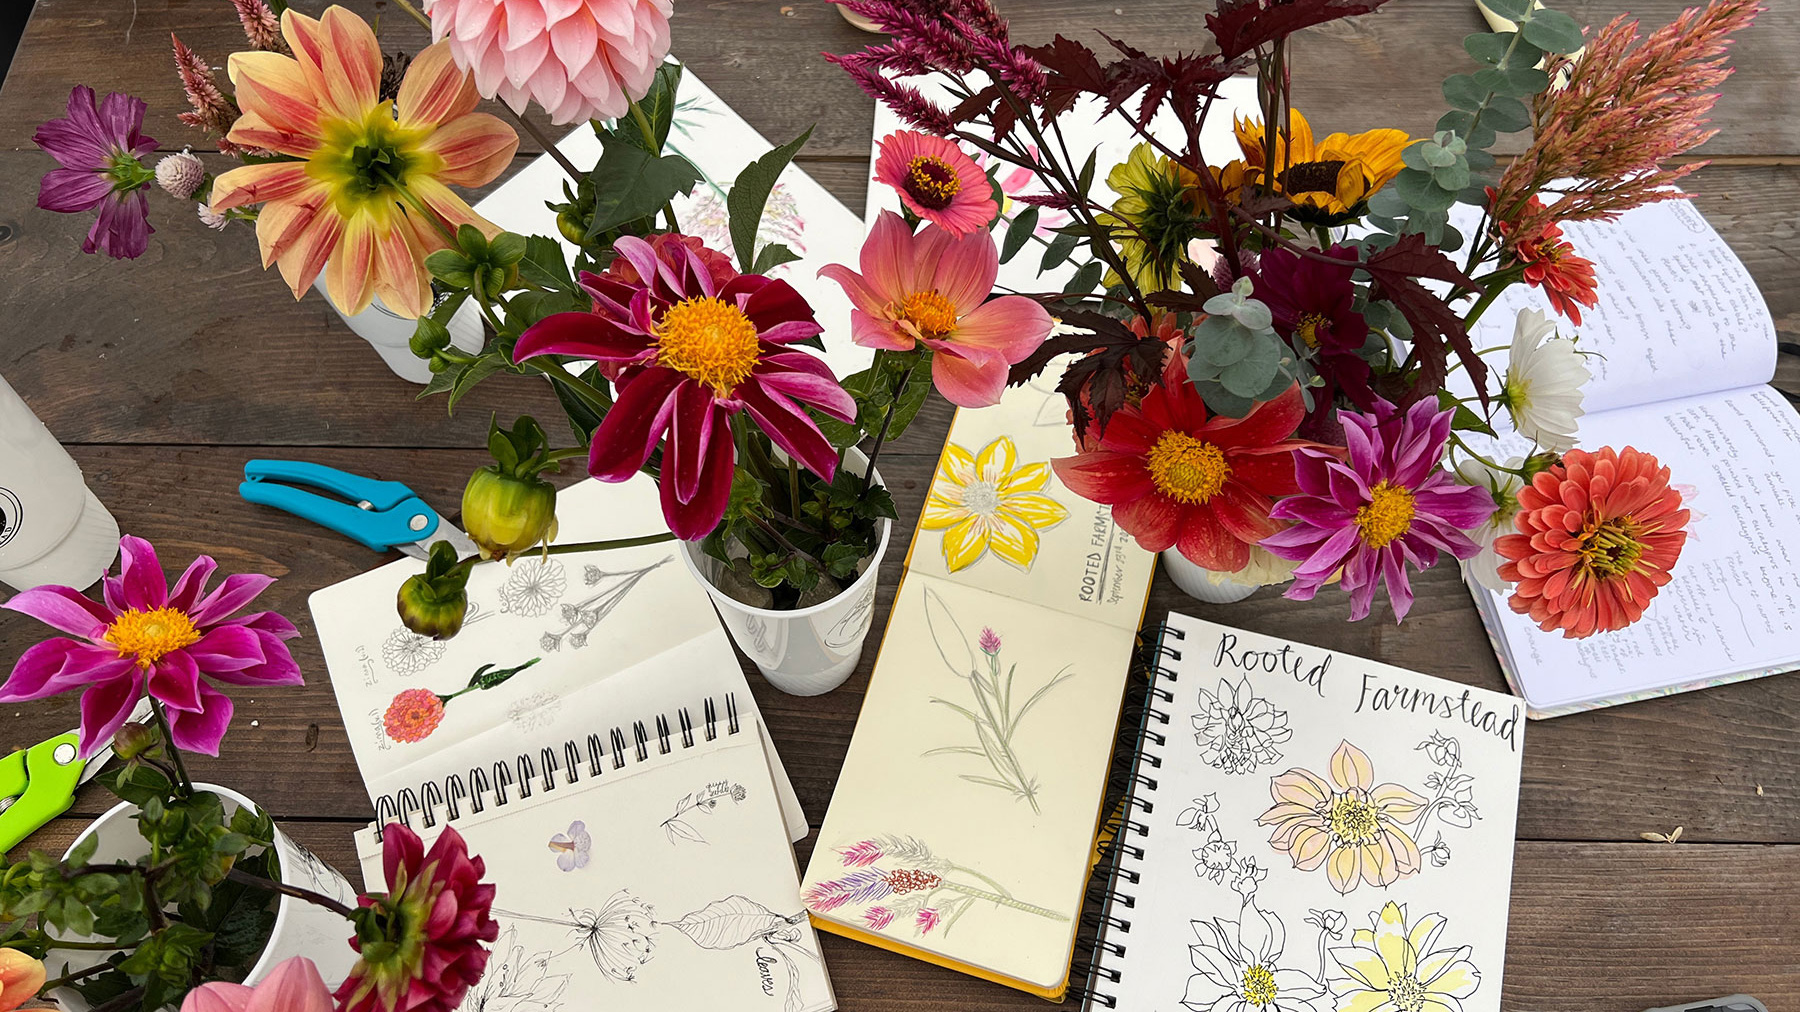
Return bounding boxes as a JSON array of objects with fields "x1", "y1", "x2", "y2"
[
  {"x1": 900, "y1": 290, "x2": 960, "y2": 340},
  {"x1": 654, "y1": 296, "x2": 762, "y2": 398},
  {"x1": 904, "y1": 155, "x2": 961, "y2": 210},
  {"x1": 1355, "y1": 481, "x2": 1416, "y2": 549},
  {"x1": 1146, "y1": 431, "x2": 1230, "y2": 505},
  {"x1": 311, "y1": 104, "x2": 431, "y2": 215},
  {"x1": 1294, "y1": 312, "x2": 1329, "y2": 348},
  {"x1": 1241, "y1": 964, "x2": 1278, "y2": 1007},
  {"x1": 1387, "y1": 972, "x2": 1427, "y2": 1012},
  {"x1": 1577, "y1": 516, "x2": 1647, "y2": 579},
  {"x1": 105, "y1": 607, "x2": 202, "y2": 669},
  {"x1": 1327, "y1": 790, "x2": 1381, "y2": 845}
]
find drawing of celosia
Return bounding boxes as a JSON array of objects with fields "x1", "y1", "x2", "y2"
[
  {"x1": 803, "y1": 835, "x2": 1068, "y2": 938},
  {"x1": 921, "y1": 589, "x2": 1073, "y2": 813}
]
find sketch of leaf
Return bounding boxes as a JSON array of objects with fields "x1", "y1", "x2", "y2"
[
  {"x1": 665, "y1": 819, "x2": 707, "y2": 846},
  {"x1": 667, "y1": 896, "x2": 803, "y2": 950},
  {"x1": 920, "y1": 746, "x2": 989, "y2": 757},
  {"x1": 1010, "y1": 668, "x2": 1074, "y2": 726},
  {"x1": 960, "y1": 775, "x2": 1020, "y2": 792},
  {"x1": 921, "y1": 588, "x2": 974, "y2": 677}
]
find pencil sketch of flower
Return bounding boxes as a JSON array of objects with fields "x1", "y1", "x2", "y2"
[
  {"x1": 460, "y1": 925, "x2": 571, "y2": 1012},
  {"x1": 507, "y1": 691, "x2": 561, "y2": 733},
  {"x1": 804, "y1": 835, "x2": 1068, "y2": 938},
  {"x1": 1326, "y1": 902, "x2": 1480, "y2": 1012},
  {"x1": 548, "y1": 821, "x2": 591, "y2": 872},
  {"x1": 499, "y1": 558, "x2": 567, "y2": 617},
  {"x1": 383, "y1": 627, "x2": 445, "y2": 676},
  {"x1": 541, "y1": 557, "x2": 671, "y2": 651},
  {"x1": 1181, "y1": 887, "x2": 1328, "y2": 1012},
  {"x1": 662, "y1": 780, "x2": 748, "y2": 845},
  {"x1": 1257, "y1": 741, "x2": 1428, "y2": 895},
  {"x1": 1194, "y1": 676, "x2": 1292, "y2": 774},
  {"x1": 921, "y1": 436, "x2": 1069, "y2": 572},
  {"x1": 921, "y1": 590, "x2": 1073, "y2": 813}
]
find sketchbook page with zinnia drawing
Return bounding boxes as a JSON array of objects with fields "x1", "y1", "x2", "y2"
[
  {"x1": 310, "y1": 476, "x2": 809, "y2": 841},
  {"x1": 802, "y1": 369, "x2": 1158, "y2": 996},
  {"x1": 1446, "y1": 198, "x2": 1800, "y2": 716},
  {"x1": 354, "y1": 714, "x2": 836, "y2": 1012},
  {"x1": 1081, "y1": 613, "x2": 1524, "y2": 1012}
]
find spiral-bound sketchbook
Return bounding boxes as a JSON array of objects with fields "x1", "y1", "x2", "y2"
[
  {"x1": 1077, "y1": 613, "x2": 1524, "y2": 1012},
  {"x1": 311, "y1": 476, "x2": 808, "y2": 841},
  {"x1": 354, "y1": 696, "x2": 835, "y2": 1012}
]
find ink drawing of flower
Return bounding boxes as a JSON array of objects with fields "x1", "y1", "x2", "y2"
[
  {"x1": 1193, "y1": 676, "x2": 1292, "y2": 774},
  {"x1": 1326, "y1": 902, "x2": 1480, "y2": 1012},
  {"x1": 1257, "y1": 741, "x2": 1428, "y2": 895}
]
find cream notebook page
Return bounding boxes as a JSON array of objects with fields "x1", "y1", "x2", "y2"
[
  {"x1": 354, "y1": 718, "x2": 834, "y2": 1012},
  {"x1": 1091, "y1": 614, "x2": 1524, "y2": 1012},
  {"x1": 802, "y1": 371, "x2": 1157, "y2": 992}
]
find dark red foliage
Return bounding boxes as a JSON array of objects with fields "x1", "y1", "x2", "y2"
[
  {"x1": 1098, "y1": 34, "x2": 1246, "y2": 127},
  {"x1": 1206, "y1": 0, "x2": 1396, "y2": 60},
  {"x1": 1006, "y1": 310, "x2": 1170, "y2": 440},
  {"x1": 1361, "y1": 233, "x2": 1488, "y2": 407}
]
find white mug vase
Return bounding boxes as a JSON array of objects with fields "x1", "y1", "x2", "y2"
[
  {"x1": 681, "y1": 451, "x2": 890, "y2": 696},
  {"x1": 50, "y1": 783, "x2": 362, "y2": 1009},
  {"x1": 1161, "y1": 547, "x2": 1261, "y2": 604},
  {"x1": 0, "y1": 373, "x2": 119, "y2": 592},
  {"x1": 312, "y1": 277, "x2": 485, "y2": 384}
]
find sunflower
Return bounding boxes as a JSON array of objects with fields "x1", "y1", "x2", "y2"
[
  {"x1": 1097, "y1": 143, "x2": 1205, "y2": 293},
  {"x1": 921, "y1": 436, "x2": 1069, "y2": 572},
  {"x1": 1225, "y1": 108, "x2": 1413, "y2": 226}
]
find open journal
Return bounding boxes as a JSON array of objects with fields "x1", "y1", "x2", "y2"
[
  {"x1": 310, "y1": 476, "x2": 810, "y2": 840},
  {"x1": 800, "y1": 368, "x2": 1158, "y2": 997},
  {"x1": 1455, "y1": 198, "x2": 1800, "y2": 717},
  {"x1": 1081, "y1": 613, "x2": 1524, "y2": 1012},
  {"x1": 353, "y1": 699, "x2": 835, "y2": 1012}
]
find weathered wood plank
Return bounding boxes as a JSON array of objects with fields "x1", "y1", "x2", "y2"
[
  {"x1": 13, "y1": 817, "x2": 1797, "y2": 1012},
  {"x1": 1, "y1": 444, "x2": 1796, "y2": 846}
]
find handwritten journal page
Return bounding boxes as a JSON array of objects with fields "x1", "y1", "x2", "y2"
[
  {"x1": 1093, "y1": 614, "x2": 1523, "y2": 1012},
  {"x1": 355, "y1": 726, "x2": 834, "y2": 1012}
]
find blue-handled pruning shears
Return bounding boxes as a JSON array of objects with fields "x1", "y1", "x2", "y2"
[
  {"x1": 238, "y1": 460, "x2": 478, "y2": 559},
  {"x1": 0, "y1": 697, "x2": 156, "y2": 854}
]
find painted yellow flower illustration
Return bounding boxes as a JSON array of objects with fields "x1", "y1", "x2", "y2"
[
  {"x1": 922, "y1": 436, "x2": 1068, "y2": 572},
  {"x1": 1257, "y1": 740, "x2": 1428, "y2": 895},
  {"x1": 1328, "y1": 902, "x2": 1481, "y2": 1012}
]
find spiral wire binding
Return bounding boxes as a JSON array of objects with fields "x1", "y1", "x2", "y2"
[
  {"x1": 1067, "y1": 622, "x2": 1184, "y2": 1009},
  {"x1": 372, "y1": 692, "x2": 742, "y2": 841}
]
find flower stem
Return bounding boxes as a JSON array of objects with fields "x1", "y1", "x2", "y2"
[
  {"x1": 390, "y1": 0, "x2": 432, "y2": 30},
  {"x1": 861, "y1": 352, "x2": 914, "y2": 494},
  {"x1": 42, "y1": 963, "x2": 120, "y2": 991},
  {"x1": 504, "y1": 105, "x2": 583, "y2": 183},
  {"x1": 147, "y1": 699, "x2": 193, "y2": 794},
  {"x1": 225, "y1": 866, "x2": 358, "y2": 919}
]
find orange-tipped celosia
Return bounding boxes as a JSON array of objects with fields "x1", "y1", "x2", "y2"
[{"x1": 209, "y1": 5, "x2": 518, "y2": 318}]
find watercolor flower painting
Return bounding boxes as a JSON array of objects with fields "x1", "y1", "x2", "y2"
[
  {"x1": 1326, "y1": 902, "x2": 1481, "y2": 1012},
  {"x1": 1257, "y1": 741, "x2": 1428, "y2": 895},
  {"x1": 921, "y1": 435, "x2": 1068, "y2": 572}
]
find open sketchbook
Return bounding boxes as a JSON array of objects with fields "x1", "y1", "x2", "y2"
[
  {"x1": 1452, "y1": 198, "x2": 1800, "y2": 717},
  {"x1": 800, "y1": 368, "x2": 1158, "y2": 998},
  {"x1": 354, "y1": 702, "x2": 834, "y2": 1012},
  {"x1": 1082, "y1": 613, "x2": 1524, "y2": 1012},
  {"x1": 310, "y1": 476, "x2": 809, "y2": 840}
]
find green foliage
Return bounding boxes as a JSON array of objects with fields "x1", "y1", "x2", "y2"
[
  {"x1": 1184, "y1": 278, "x2": 1298, "y2": 417},
  {"x1": 814, "y1": 348, "x2": 933, "y2": 451},
  {"x1": 584, "y1": 131, "x2": 701, "y2": 240},
  {"x1": 727, "y1": 126, "x2": 815, "y2": 274},
  {"x1": 1001, "y1": 206, "x2": 1040, "y2": 264},
  {"x1": 620, "y1": 63, "x2": 683, "y2": 154}
]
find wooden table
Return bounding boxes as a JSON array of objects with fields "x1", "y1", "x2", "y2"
[{"x1": 3, "y1": 1, "x2": 1797, "y2": 1008}]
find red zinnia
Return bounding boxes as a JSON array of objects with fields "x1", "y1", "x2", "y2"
[
  {"x1": 1496, "y1": 446, "x2": 1689, "y2": 639},
  {"x1": 514, "y1": 235, "x2": 856, "y2": 540},
  {"x1": 1052, "y1": 353, "x2": 1315, "y2": 572},
  {"x1": 1501, "y1": 198, "x2": 1600, "y2": 325},
  {"x1": 872, "y1": 130, "x2": 998, "y2": 237}
]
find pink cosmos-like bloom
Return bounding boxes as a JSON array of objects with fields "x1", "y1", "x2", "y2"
[
  {"x1": 424, "y1": 0, "x2": 673, "y2": 125},
  {"x1": 514, "y1": 236, "x2": 856, "y2": 540},
  {"x1": 873, "y1": 131, "x2": 997, "y2": 237},
  {"x1": 820, "y1": 210, "x2": 1052, "y2": 407},
  {"x1": 0, "y1": 536, "x2": 302, "y2": 758},
  {"x1": 181, "y1": 956, "x2": 333, "y2": 1012},
  {"x1": 1261, "y1": 399, "x2": 1495, "y2": 623},
  {"x1": 34, "y1": 86, "x2": 157, "y2": 259},
  {"x1": 337, "y1": 824, "x2": 498, "y2": 1012}
]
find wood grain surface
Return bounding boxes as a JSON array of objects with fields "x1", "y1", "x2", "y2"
[{"x1": 1, "y1": 2, "x2": 1796, "y2": 1010}]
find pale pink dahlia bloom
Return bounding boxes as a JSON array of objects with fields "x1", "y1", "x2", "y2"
[{"x1": 425, "y1": 0, "x2": 673, "y2": 125}]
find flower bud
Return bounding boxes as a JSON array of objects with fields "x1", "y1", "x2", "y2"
[
  {"x1": 397, "y1": 542, "x2": 471, "y2": 640},
  {"x1": 463, "y1": 415, "x2": 563, "y2": 561},
  {"x1": 197, "y1": 202, "x2": 229, "y2": 230},
  {"x1": 112, "y1": 720, "x2": 158, "y2": 760},
  {"x1": 410, "y1": 316, "x2": 452, "y2": 359},
  {"x1": 156, "y1": 149, "x2": 206, "y2": 199}
]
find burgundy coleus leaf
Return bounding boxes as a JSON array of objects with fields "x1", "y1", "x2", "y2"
[
  {"x1": 1005, "y1": 309, "x2": 1170, "y2": 441},
  {"x1": 1099, "y1": 34, "x2": 1245, "y2": 128},
  {"x1": 1206, "y1": 0, "x2": 1395, "y2": 60},
  {"x1": 1360, "y1": 233, "x2": 1488, "y2": 407},
  {"x1": 1022, "y1": 34, "x2": 1111, "y2": 121}
]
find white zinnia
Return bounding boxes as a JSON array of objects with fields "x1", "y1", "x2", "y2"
[
  {"x1": 1500, "y1": 307, "x2": 1589, "y2": 452},
  {"x1": 1455, "y1": 456, "x2": 1526, "y2": 591}
]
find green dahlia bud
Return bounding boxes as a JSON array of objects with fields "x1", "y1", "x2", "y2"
[
  {"x1": 396, "y1": 541, "x2": 470, "y2": 640},
  {"x1": 462, "y1": 415, "x2": 563, "y2": 561}
]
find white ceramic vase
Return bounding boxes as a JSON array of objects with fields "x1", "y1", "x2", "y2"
[
  {"x1": 1160, "y1": 547, "x2": 1261, "y2": 604},
  {"x1": 312, "y1": 277, "x2": 485, "y2": 384},
  {"x1": 680, "y1": 451, "x2": 890, "y2": 696},
  {"x1": 49, "y1": 783, "x2": 361, "y2": 1009}
]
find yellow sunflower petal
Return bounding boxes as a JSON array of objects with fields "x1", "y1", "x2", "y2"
[
  {"x1": 975, "y1": 436, "x2": 1018, "y2": 481},
  {"x1": 986, "y1": 515, "x2": 1042, "y2": 569},
  {"x1": 1000, "y1": 493, "x2": 1070, "y2": 530},
  {"x1": 940, "y1": 516, "x2": 990, "y2": 572}
]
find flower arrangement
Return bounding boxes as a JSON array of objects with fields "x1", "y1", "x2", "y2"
[
  {"x1": 822, "y1": 0, "x2": 1757, "y2": 634},
  {"x1": 0, "y1": 537, "x2": 497, "y2": 1012}
]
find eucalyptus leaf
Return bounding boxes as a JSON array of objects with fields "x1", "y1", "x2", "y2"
[
  {"x1": 1521, "y1": 9, "x2": 1586, "y2": 54},
  {"x1": 1479, "y1": 0, "x2": 1535, "y2": 21},
  {"x1": 1481, "y1": 95, "x2": 1534, "y2": 133},
  {"x1": 1395, "y1": 168, "x2": 1457, "y2": 212},
  {"x1": 1219, "y1": 337, "x2": 1280, "y2": 397},
  {"x1": 1001, "y1": 206, "x2": 1039, "y2": 264},
  {"x1": 1040, "y1": 231, "x2": 1078, "y2": 271},
  {"x1": 1442, "y1": 74, "x2": 1485, "y2": 111}
]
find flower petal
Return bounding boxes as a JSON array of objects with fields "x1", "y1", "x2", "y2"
[
  {"x1": 2, "y1": 584, "x2": 114, "y2": 639},
  {"x1": 189, "y1": 573, "x2": 277, "y2": 627},
  {"x1": 0, "y1": 641, "x2": 132, "y2": 702},
  {"x1": 167, "y1": 681, "x2": 234, "y2": 756},
  {"x1": 586, "y1": 368, "x2": 682, "y2": 481},
  {"x1": 117, "y1": 535, "x2": 169, "y2": 610},
  {"x1": 419, "y1": 112, "x2": 519, "y2": 187},
  {"x1": 1330, "y1": 740, "x2": 1376, "y2": 791},
  {"x1": 950, "y1": 296, "x2": 1052, "y2": 364},
  {"x1": 77, "y1": 671, "x2": 144, "y2": 759},
  {"x1": 397, "y1": 40, "x2": 482, "y2": 128}
]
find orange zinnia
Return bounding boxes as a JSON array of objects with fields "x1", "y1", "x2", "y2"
[
  {"x1": 1497, "y1": 446, "x2": 1689, "y2": 638},
  {"x1": 209, "y1": 5, "x2": 518, "y2": 317}
]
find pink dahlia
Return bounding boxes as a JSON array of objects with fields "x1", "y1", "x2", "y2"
[
  {"x1": 1262, "y1": 399, "x2": 1495, "y2": 623},
  {"x1": 514, "y1": 236, "x2": 856, "y2": 540},
  {"x1": 337, "y1": 824, "x2": 498, "y2": 1012},
  {"x1": 424, "y1": 0, "x2": 673, "y2": 125},
  {"x1": 873, "y1": 130, "x2": 998, "y2": 236},
  {"x1": 0, "y1": 536, "x2": 302, "y2": 757},
  {"x1": 820, "y1": 210, "x2": 1052, "y2": 407}
]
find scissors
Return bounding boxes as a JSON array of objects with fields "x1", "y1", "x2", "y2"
[
  {"x1": 0, "y1": 697, "x2": 156, "y2": 853},
  {"x1": 238, "y1": 460, "x2": 478, "y2": 559}
]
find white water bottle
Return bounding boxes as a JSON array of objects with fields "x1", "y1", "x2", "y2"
[{"x1": 0, "y1": 374, "x2": 119, "y2": 592}]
